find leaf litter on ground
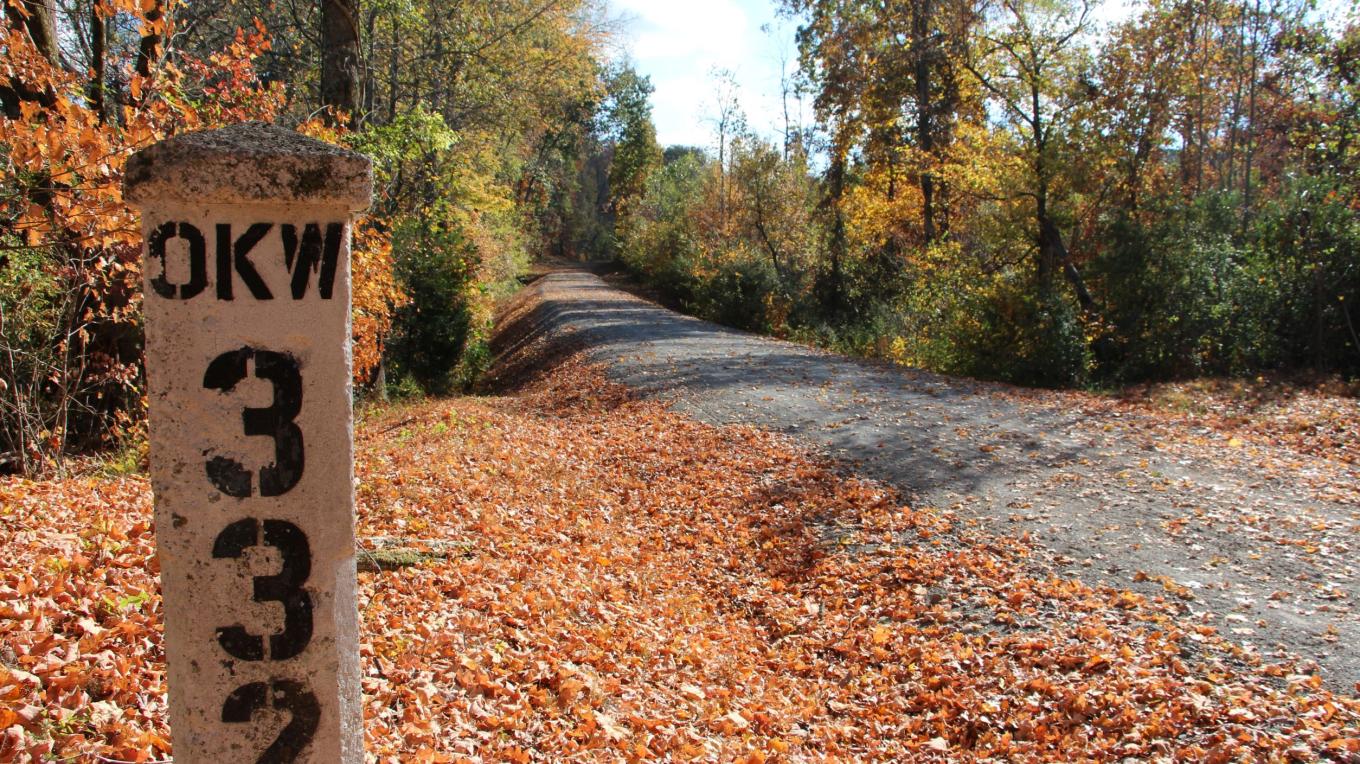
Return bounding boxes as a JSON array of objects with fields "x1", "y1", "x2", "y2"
[{"x1": 2, "y1": 356, "x2": 1358, "y2": 762}]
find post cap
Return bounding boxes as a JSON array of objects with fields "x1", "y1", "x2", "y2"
[{"x1": 124, "y1": 121, "x2": 372, "y2": 211}]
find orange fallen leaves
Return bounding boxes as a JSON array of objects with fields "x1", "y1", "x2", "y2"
[
  {"x1": 2, "y1": 357, "x2": 1358, "y2": 761},
  {"x1": 0, "y1": 476, "x2": 168, "y2": 762},
  {"x1": 1082, "y1": 376, "x2": 1360, "y2": 504}
]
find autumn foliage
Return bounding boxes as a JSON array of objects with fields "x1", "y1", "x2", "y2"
[
  {"x1": 2, "y1": 1, "x2": 1358, "y2": 761},
  {"x1": 2, "y1": 355, "x2": 1358, "y2": 760},
  {"x1": 617, "y1": 0, "x2": 1360, "y2": 389},
  {"x1": 0, "y1": 3, "x2": 402, "y2": 473}
]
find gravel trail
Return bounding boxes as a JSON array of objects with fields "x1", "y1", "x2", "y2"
[{"x1": 491, "y1": 269, "x2": 1360, "y2": 692}]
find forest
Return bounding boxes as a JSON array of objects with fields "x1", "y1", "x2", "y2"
[
  {"x1": 1, "y1": 0, "x2": 1357, "y2": 467},
  {"x1": 3, "y1": 2, "x2": 1360, "y2": 761},
  {"x1": 0, "y1": 0, "x2": 621, "y2": 473},
  {"x1": 615, "y1": 0, "x2": 1360, "y2": 391}
]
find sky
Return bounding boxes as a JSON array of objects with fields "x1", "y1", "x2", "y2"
[
  {"x1": 607, "y1": 0, "x2": 1142, "y2": 150},
  {"x1": 608, "y1": 0, "x2": 1351, "y2": 152},
  {"x1": 609, "y1": 0, "x2": 798, "y2": 150}
]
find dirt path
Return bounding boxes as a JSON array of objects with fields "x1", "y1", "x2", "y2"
[{"x1": 490, "y1": 269, "x2": 1360, "y2": 693}]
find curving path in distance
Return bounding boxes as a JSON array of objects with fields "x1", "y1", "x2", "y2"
[{"x1": 489, "y1": 268, "x2": 1360, "y2": 692}]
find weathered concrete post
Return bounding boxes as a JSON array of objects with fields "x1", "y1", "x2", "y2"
[{"x1": 124, "y1": 122, "x2": 371, "y2": 763}]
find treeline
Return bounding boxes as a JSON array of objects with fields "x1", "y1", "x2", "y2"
[
  {"x1": 0, "y1": 0, "x2": 625, "y2": 473},
  {"x1": 613, "y1": 0, "x2": 1360, "y2": 388},
  {"x1": 4, "y1": 0, "x2": 1354, "y2": 472}
]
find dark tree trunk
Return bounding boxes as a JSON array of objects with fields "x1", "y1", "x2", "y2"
[
  {"x1": 751, "y1": 185, "x2": 784, "y2": 280},
  {"x1": 1241, "y1": 0, "x2": 1262, "y2": 230},
  {"x1": 0, "y1": 0, "x2": 59, "y2": 117},
  {"x1": 90, "y1": 2, "x2": 107, "y2": 122},
  {"x1": 135, "y1": 0, "x2": 164, "y2": 78},
  {"x1": 12, "y1": 0, "x2": 57, "y2": 61},
  {"x1": 913, "y1": 0, "x2": 939, "y2": 244},
  {"x1": 361, "y1": 5, "x2": 379, "y2": 126},
  {"x1": 321, "y1": 0, "x2": 362, "y2": 127},
  {"x1": 386, "y1": 13, "x2": 400, "y2": 122},
  {"x1": 819, "y1": 146, "x2": 849, "y2": 314},
  {"x1": 1035, "y1": 152, "x2": 1094, "y2": 314},
  {"x1": 1039, "y1": 215, "x2": 1096, "y2": 312}
]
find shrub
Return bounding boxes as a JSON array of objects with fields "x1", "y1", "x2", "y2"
[
  {"x1": 387, "y1": 218, "x2": 479, "y2": 395},
  {"x1": 1248, "y1": 174, "x2": 1360, "y2": 375},
  {"x1": 954, "y1": 278, "x2": 1090, "y2": 388},
  {"x1": 688, "y1": 256, "x2": 781, "y2": 332}
]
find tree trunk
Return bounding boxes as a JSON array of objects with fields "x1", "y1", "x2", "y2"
[
  {"x1": 90, "y1": 1, "x2": 106, "y2": 122},
  {"x1": 913, "y1": 0, "x2": 939, "y2": 244},
  {"x1": 11, "y1": 0, "x2": 57, "y2": 62},
  {"x1": 1039, "y1": 216, "x2": 1096, "y2": 312},
  {"x1": 361, "y1": 5, "x2": 378, "y2": 126},
  {"x1": 1035, "y1": 188, "x2": 1055, "y2": 287},
  {"x1": 1224, "y1": 1, "x2": 1248, "y2": 193},
  {"x1": 718, "y1": 121, "x2": 728, "y2": 229},
  {"x1": 321, "y1": 0, "x2": 362, "y2": 127},
  {"x1": 387, "y1": 12, "x2": 400, "y2": 122},
  {"x1": 1035, "y1": 169, "x2": 1095, "y2": 312},
  {"x1": 0, "y1": 0, "x2": 59, "y2": 117},
  {"x1": 135, "y1": 0, "x2": 164, "y2": 78},
  {"x1": 1032, "y1": 76, "x2": 1055, "y2": 288},
  {"x1": 751, "y1": 184, "x2": 784, "y2": 280},
  {"x1": 820, "y1": 143, "x2": 849, "y2": 314},
  {"x1": 1241, "y1": 0, "x2": 1262, "y2": 228}
]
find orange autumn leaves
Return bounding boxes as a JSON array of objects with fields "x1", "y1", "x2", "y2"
[
  {"x1": 0, "y1": 475, "x2": 168, "y2": 761},
  {"x1": 356, "y1": 370, "x2": 1360, "y2": 758},
  {"x1": 1, "y1": 14, "x2": 281, "y2": 256},
  {"x1": 5, "y1": 356, "x2": 1356, "y2": 761},
  {"x1": 1, "y1": 8, "x2": 401, "y2": 385}
]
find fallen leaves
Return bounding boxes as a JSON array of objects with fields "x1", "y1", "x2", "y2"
[
  {"x1": 1088, "y1": 375, "x2": 1360, "y2": 504},
  {"x1": 0, "y1": 476, "x2": 169, "y2": 762},
  {"x1": 2, "y1": 356, "x2": 1358, "y2": 761},
  {"x1": 352, "y1": 357, "x2": 1360, "y2": 760}
]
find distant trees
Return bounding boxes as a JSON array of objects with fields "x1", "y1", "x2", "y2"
[
  {"x1": 174, "y1": 0, "x2": 614, "y2": 393},
  {"x1": 708, "y1": 68, "x2": 746, "y2": 229},
  {"x1": 603, "y1": 66, "x2": 662, "y2": 221},
  {"x1": 3, "y1": 0, "x2": 1355, "y2": 474},
  {"x1": 617, "y1": 69, "x2": 820, "y2": 333},
  {"x1": 967, "y1": 0, "x2": 1096, "y2": 307},
  {"x1": 618, "y1": 0, "x2": 1360, "y2": 387},
  {"x1": 786, "y1": 0, "x2": 980, "y2": 248}
]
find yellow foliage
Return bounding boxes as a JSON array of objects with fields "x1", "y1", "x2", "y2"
[
  {"x1": 296, "y1": 119, "x2": 406, "y2": 383},
  {"x1": 843, "y1": 159, "x2": 925, "y2": 253},
  {"x1": 351, "y1": 224, "x2": 405, "y2": 382},
  {"x1": 0, "y1": 9, "x2": 285, "y2": 466}
]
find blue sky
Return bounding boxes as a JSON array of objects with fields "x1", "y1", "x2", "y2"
[
  {"x1": 608, "y1": 0, "x2": 1141, "y2": 150},
  {"x1": 609, "y1": 0, "x2": 1352, "y2": 152},
  {"x1": 610, "y1": 0, "x2": 797, "y2": 149}
]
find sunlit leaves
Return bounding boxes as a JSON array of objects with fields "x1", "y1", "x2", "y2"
[
  {"x1": 3, "y1": 356, "x2": 1358, "y2": 759},
  {"x1": 0, "y1": 5, "x2": 285, "y2": 471}
]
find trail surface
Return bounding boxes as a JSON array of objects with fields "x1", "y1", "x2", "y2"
[{"x1": 491, "y1": 269, "x2": 1360, "y2": 691}]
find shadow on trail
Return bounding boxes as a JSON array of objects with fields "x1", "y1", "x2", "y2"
[
  {"x1": 487, "y1": 268, "x2": 1360, "y2": 692},
  {"x1": 489, "y1": 271, "x2": 1090, "y2": 503}
]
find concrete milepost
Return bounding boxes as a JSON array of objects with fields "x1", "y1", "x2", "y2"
[{"x1": 125, "y1": 122, "x2": 371, "y2": 763}]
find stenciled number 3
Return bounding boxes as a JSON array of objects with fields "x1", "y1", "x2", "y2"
[
  {"x1": 203, "y1": 347, "x2": 304, "y2": 498},
  {"x1": 213, "y1": 517, "x2": 318, "y2": 762},
  {"x1": 203, "y1": 346, "x2": 316, "y2": 761},
  {"x1": 212, "y1": 518, "x2": 314, "y2": 661}
]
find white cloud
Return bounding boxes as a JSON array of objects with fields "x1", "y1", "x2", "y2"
[
  {"x1": 613, "y1": 0, "x2": 1358, "y2": 149},
  {"x1": 610, "y1": 0, "x2": 794, "y2": 150}
]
